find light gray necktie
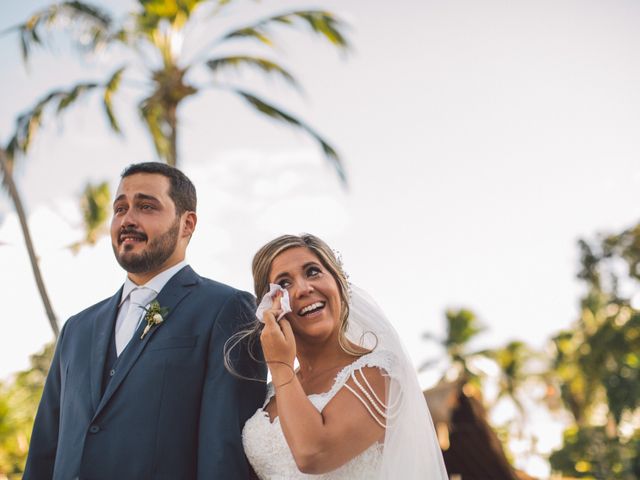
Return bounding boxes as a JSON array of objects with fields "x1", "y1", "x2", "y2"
[{"x1": 115, "y1": 287, "x2": 156, "y2": 355}]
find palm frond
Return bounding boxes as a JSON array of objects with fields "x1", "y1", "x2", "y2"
[
  {"x1": 71, "y1": 181, "x2": 111, "y2": 251},
  {"x1": 219, "y1": 10, "x2": 349, "y2": 50},
  {"x1": 7, "y1": 82, "x2": 99, "y2": 158},
  {"x1": 138, "y1": 96, "x2": 172, "y2": 164},
  {"x1": 136, "y1": 0, "x2": 206, "y2": 32},
  {"x1": 56, "y1": 83, "x2": 98, "y2": 112},
  {"x1": 234, "y1": 90, "x2": 346, "y2": 186},
  {"x1": 138, "y1": 0, "x2": 205, "y2": 18},
  {"x1": 6, "y1": 67, "x2": 125, "y2": 158},
  {"x1": 5, "y1": 1, "x2": 113, "y2": 64},
  {"x1": 221, "y1": 26, "x2": 273, "y2": 46},
  {"x1": 103, "y1": 66, "x2": 126, "y2": 133},
  {"x1": 206, "y1": 56, "x2": 300, "y2": 91}
]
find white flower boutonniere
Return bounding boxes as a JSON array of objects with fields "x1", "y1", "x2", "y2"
[{"x1": 140, "y1": 300, "x2": 169, "y2": 339}]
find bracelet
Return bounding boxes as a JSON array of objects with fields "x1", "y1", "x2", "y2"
[{"x1": 266, "y1": 360, "x2": 296, "y2": 388}]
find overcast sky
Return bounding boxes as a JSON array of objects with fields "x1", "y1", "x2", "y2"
[{"x1": 2, "y1": 1, "x2": 640, "y2": 475}]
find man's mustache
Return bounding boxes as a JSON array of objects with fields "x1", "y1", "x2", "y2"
[{"x1": 118, "y1": 228, "x2": 148, "y2": 244}]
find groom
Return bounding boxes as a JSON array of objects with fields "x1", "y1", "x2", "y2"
[{"x1": 24, "y1": 162, "x2": 266, "y2": 479}]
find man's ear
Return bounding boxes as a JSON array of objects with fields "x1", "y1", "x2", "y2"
[{"x1": 182, "y1": 211, "x2": 197, "y2": 238}]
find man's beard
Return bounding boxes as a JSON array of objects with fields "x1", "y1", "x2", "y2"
[{"x1": 113, "y1": 220, "x2": 180, "y2": 274}]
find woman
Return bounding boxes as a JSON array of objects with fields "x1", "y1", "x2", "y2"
[{"x1": 238, "y1": 234, "x2": 448, "y2": 479}]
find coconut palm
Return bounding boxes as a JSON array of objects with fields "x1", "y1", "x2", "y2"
[
  {"x1": 421, "y1": 308, "x2": 487, "y2": 381},
  {"x1": 68, "y1": 181, "x2": 112, "y2": 253},
  {"x1": 0, "y1": 148, "x2": 59, "y2": 337},
  {"x1": 5, "y1": 0, "x2": 349, "y2": 183},
  {"x1": 2, "y1": 0, "x2": 349, "y2": 337}
]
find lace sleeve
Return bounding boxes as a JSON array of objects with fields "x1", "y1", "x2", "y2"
[
  {"x1": 319, "y1": 349, "x2": 398, "y2": 427},
  {"x1": 343, "y1": 365, "x2": 400, "y2": 428}
]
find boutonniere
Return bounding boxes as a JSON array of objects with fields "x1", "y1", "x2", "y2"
[{"x1": 140, "y1": 300, "x2": 169, "y2": 339}]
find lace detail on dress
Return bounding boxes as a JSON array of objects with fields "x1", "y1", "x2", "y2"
[{"x1": 242, "y1": 350, "x2": 396, "y2": 479}]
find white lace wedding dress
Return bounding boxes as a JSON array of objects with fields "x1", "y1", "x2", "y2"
[{"x1": 242, "y1": 350, "x2": 395, "y2": 479}]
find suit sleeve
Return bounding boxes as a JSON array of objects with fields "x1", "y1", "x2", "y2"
[
  {"x1": 197, "y1": 291, "x2": 267, "y2": 479},
  {"x1": 23, "y1": 321, "x2": 68, "y2": 480}
]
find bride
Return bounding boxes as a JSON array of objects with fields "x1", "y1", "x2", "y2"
[{"x1": 235, "y1": 234, "x2": 448, "y2": 479}]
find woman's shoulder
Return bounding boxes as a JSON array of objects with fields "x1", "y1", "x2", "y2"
[
  {"x1": 344, "y1": 349, "x2": 398, "y2": 376},
  {"x1": 327, "y1": 349, "x2": 397, "y2": 397},
  {"x1": 264, "y1": 350, "x2": 399, "y2": 405}
]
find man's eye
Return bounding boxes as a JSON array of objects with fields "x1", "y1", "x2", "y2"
[
  {"x1": 140, "y1": 204, "x2": 154, "y2": 210},
  {"x1": 114, "y1": 206, "x2": 126, "y2": 214}
]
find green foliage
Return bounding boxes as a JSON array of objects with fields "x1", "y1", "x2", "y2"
[
  {"x1": 552, "y1": 229, "x2": 640, "y2": 426},
  {"x1": 486, "y1": 341, "x2": 532, "y2": 414},
  {"x1": 103, "y1": 67, "x2": 126, "y2": 133},
  {"x1": 6, "y1": 1, "x2": 113, "y2": 63},
  {"x1": 205, "y1": 56, "x2": 300, "y2": 91},
  {"x1": 443, "y1": 308, "x2": 485, "y2": 352},
  {"x1": 6, "y1": 83, "x2": 99, "y2": 159},
  {"x1": 220, "y1": 10, "x2": 350, "y2": 49},
  {"x1": 82, "y1": 181, "x2": 111, "y2": 245},
  {"x1": 550, "y1": 222, "x2": 640, "y2": 478},
  {"x1": 422, "y1": 307, "x2": 491, "y2": 388},
  {"x1": 0, "y1": 343, "x2": 54, "y2": 478},
  {"x1": 549, "y1": 426, "x2": 640, "y2": 479}
]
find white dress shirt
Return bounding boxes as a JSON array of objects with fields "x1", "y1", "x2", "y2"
[{"x1": 114, "y1": 260, "x2": 188, "y2": 353}]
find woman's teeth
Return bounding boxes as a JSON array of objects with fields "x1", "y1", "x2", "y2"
[{"x1": 299, "y1": 302, "x2": 325, "y2": 315}]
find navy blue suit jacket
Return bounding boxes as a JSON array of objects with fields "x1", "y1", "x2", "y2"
[{"x1": 24, "y1": 266, "x2": 266, "y2": 480}]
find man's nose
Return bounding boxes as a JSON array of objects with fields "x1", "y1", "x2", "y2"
[{"x1": 118, "y1": 208, "x2": 138, "y2": 228}]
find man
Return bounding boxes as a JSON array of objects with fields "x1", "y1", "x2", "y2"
[{"x1": 24, "y1": 162, "x2": 266, "y2": 479}]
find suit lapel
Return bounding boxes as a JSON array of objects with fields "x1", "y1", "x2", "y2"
[
  {"x1": 93, "y1": 266, "x2": 199, "y2": 419},
  {"x1": 89, "y1": 288, "x2": 122, "y2": 411}
]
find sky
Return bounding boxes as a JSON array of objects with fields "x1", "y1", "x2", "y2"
[{"x1": 2, "y1": 0, "x2": 640, "y2": 476}]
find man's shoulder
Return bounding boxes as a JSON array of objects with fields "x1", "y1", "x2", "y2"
[
  {"x1": 190, "y1": 271, "x2": 252, "y2": 298},
  {"x1": 65, "y1": 292, "x2": 118, "y2": 327}
]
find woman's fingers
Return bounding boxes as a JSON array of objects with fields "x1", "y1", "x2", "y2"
[
  {"x1": 262, "y1": 291, "x2": 283, "y2": 326},
  {"x1": 259, "y1": 291, "x2": 296, "y2": 364},
  {"x1": 272, "y1": 292, "x2": 282, "y2": 311},
  {"x1": 279, "y1": 317, "x2": 294, "y2": 341}
]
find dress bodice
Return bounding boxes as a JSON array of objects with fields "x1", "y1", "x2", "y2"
[{"x1": 242, "y1": 350, "x2": 395, "y2": 479}]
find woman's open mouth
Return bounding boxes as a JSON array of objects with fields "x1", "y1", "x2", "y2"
[{"x1": 298, "y1": 302, "x2": 326, "y2": 317}]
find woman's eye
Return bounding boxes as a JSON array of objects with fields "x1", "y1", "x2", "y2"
[
  {"x1": 277, "y1": 280, "x2": 291, "y2": 289},
  {"x1": 306, "y1": 267, "x2": 321, "y2": 277}
]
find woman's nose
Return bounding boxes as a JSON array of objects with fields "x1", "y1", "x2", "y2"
[{"x1": 293, "y1": 279, "x2": 313, "y2": 298}]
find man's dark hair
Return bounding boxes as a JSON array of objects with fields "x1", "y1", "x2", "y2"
[{"x1": 121, "y1": 162, "x2": 197, "y2": 214}]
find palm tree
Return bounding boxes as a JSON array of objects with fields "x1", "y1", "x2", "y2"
[
  {"x1": 2, "y1": 1, "x2": 349, "y2": 338},
  {"x1": 0, "y1": 148, "x2": 59, "y2": 337},
  {"x1": 5, "y1": 0, "x2": 349, "y2": 183},
  {"x1": 486, "y1": 340, "x2": 532, "y2": 416},
  {"x1": 421, "y1": 308, "x2": 486, "y2": 381}
]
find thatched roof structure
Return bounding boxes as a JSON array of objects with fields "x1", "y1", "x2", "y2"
[{"x1": 424, "y1": 379, "x2": 535, "y2": 480}]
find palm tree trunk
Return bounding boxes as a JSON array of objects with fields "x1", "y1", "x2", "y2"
[
  {"x1": 167, "y1": 103, "x2": 178, "y2": 167},
  {"x1": 0, "y1": 149, "x2": 59, "y2": 338}
]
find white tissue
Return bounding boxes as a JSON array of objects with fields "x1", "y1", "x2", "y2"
[{"x1": 256, "y1": 283, "x2": 292, "y2": 322}]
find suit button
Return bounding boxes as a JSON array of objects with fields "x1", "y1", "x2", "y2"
[
  {"x1": 109, "y1": 369, "x2": 116, "y2": 377},
  {"x1": 89, "y1": 425, "x2": 100, "y2": 434}
]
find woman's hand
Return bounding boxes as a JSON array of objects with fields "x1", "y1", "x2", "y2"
[{"x1": 260, "y1": 292, "x2": 296, "y2": 383}]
